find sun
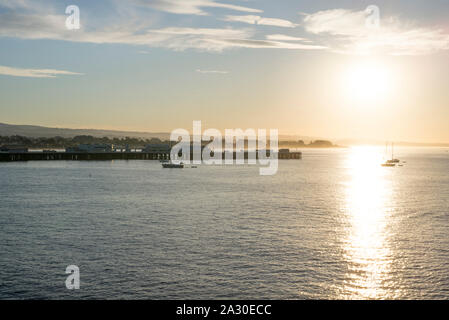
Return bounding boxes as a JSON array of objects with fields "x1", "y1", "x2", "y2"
[{"x1": 342, "y1": 61, "x2": 393, "y2": 103}]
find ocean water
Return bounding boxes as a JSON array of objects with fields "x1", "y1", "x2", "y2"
[{"x1": 0, "y1": 147, "x2": 448, "y2": 299}]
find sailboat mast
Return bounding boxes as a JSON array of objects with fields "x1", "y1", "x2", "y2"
[{"x1": 392, "y1": 142, "x2": 394, "y2": 160}]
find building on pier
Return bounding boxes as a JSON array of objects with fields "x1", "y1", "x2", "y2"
[
  {"x1": 0, "y1": 145, "x2": 29, "y2": 153},
  {"x1": 142, "y1": 144, "x2": 171, "y2": 153},
  {"x1": 66, "y1": 144, "x2": 113, "y2": 153}
]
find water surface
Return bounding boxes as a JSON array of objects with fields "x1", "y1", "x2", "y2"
[{"x1": 1, "y1": 147, "x2": 448, "y2": 299}]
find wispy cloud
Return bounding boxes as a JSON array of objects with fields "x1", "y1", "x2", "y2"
[
  {"x1": 302, "y1": 9, "x2": 449, "y2": 55},
  {"x1": 134, "y1": 0, "x2": 262, "y2": 15},
  {"x1": 223, "y1": 15, "x2": 297, "y2": 28},
  {"x1": 0, "y1": 0, "x2": 32, "y2": 9},
  {"x1": 0, "y1": 65, "x2": 83, "y2": 78},
  {"x1": 210, "y1": 38, "x2": 326, "y2": 50},
  {"x1": 0, "y1": 2, "x2": 337, "y2": 53},
  {"x1": 0, "y1": 12, "x2": 254, "y2": 51},
  {"x1": 0, "y1": 11, "x2": 326, "y2": 52},
  {"x1": 152, "y1": 27, "x2": 249, "y2": 37},
  {"x1": 0, "y1": 13, "x2": 66, "y2": 40},
  {"x1": 196, "y1": 69, "x2": 228, "y2": 74},
  {"x1": 266, "y1": 34, "x2": 310, "y2": 42}
]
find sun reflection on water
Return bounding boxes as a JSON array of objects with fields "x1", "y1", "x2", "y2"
[{"x1": 341, "y1": 146, "x2": 394, "y2": 299}]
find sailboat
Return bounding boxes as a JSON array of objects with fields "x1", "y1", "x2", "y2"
[
  {"x1": 386, "y1": 142, "x2": 400, "y2": 164},
  {"x1": 382, "y1": 142, "x2": 399, "y2": 167}
]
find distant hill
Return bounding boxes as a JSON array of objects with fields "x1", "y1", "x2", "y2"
[
  {"x1": 3, "y1": 122, "x2": 446, "y2": 147},
  {"x1": 0, "y1": 122, "x2": 325, "y2": 142},
  {"x1": 0, "y1": 123, "x2": 170, "y2": 140}
]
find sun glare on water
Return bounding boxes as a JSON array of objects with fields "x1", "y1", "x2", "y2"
[{"x1": 340, "y1": 147, "x2": 397, "y2": 299}]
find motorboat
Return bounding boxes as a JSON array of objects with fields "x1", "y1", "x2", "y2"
[{"x1": 162, "y1": 162, "x2": 184, "y2": 168}]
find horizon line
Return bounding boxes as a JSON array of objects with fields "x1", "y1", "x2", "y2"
[{"x1": 1, "y1": 122, "x2": 449, "y2": 146}]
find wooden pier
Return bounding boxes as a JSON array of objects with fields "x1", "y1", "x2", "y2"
[{"x1": 0, "y1": 150, "x2": 302, "y2": 162}]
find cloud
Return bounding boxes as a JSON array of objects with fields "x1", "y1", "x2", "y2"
[
  {"x1": 0, "y1": 0, "x2": 54, "y2": 15},
  {"x1": 143, "y1": 27, "x2": 255, "y2": 51},
  {"x1": 2, "y1": 1, "x2": 447, "y2": 55},
  {"x1": 134, "y1": 0, "x2": 262, "y2": 15},
  {"x1": 0, "y1": 12, "x2": 325, "y2": 52},
  {"x1": 209, "y1": 38, "x2": 326, "y2": 50},
  {"x1": 152, "y1": 27, "x2": 249, "y2": 37},
  {"x1": 223, "y1": 15, "x2": 297, "y2": 28},
  {"x1": 0, "y1": 65, "x2": 83, "y2": 78},
  {"x1": 266, "y1": 34, "x2": 310, "y2": 42},
  {"x1": 302, "y1": 8, "x2": 449, "y2": 55},
  {"x1": 0, "y1": 13, "x2": 66, "y2": 40},
  {"x1": 303, "y1": 9, "x2": 366, "y2": 36},
  {"x1": 0, "y1": 3, "x2": 323, "y2": 52},
  {"x1": 0, "y1": 12, "x2": 254, "y2": 50},
  {"x1": 196, "y1": 69, "x2": 228, "y2": 74},
  {"x1": 0, "y1": 0, "x2": 31, "y2": 9}
]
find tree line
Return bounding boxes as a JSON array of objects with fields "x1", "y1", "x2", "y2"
[
  {"x1": 0, "y1": 135, "x2": 168, "y2": 148},
  {"x1": 0, "y1": 135, "x2": 336, "y2": 149}
]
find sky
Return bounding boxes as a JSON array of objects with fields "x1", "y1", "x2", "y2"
[{"x1": 0, "y1": 0, "x2": 448, "y2": 143}]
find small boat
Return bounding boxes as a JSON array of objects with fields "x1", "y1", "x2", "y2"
[
  {"x1": 162, "y1": 162, "x2": 184, "y2": 168},
  {"x1": 386, "y1": 159, "x2": 400, "y2": 164},
  {"x1": 381, "y1": 162, "x2": 396, "y2": 167}
]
